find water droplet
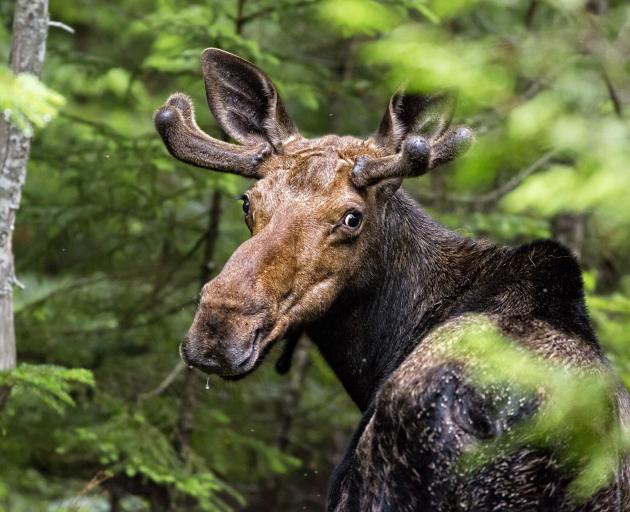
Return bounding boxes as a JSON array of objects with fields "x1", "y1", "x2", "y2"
[
  {"x1": 205, "y1": 377, "x2": 211, "y2": 390},
  {"x1": 188, "y1": 365, "x2": 193, "y2": 369}
]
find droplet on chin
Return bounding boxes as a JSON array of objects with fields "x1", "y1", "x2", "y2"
[{"x1": 205, "y1": 377, "x2": 211, "y2": 390}]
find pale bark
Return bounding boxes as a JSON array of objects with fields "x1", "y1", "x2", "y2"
[{"x1": 0, "y1": 0, "x2": 50, "y2": 405}]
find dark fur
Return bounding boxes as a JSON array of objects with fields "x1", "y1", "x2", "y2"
[{"x1": 307, "y1": 193, "x2": 630, "y2": 511}]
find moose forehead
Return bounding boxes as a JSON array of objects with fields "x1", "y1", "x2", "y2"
[{"x1": 253, "y1": 135, "x2": 382, "y2": 198}]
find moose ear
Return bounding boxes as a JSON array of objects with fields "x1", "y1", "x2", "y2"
[
  {"x1": 201, "y1": 48, "x2": 299, "y2": 149},
  {"x1": 373, "y1": 91, "x2": 456, "y2": 153}
]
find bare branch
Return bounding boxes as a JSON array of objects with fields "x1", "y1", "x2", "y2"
[
  {"x1": 442, "y1": 151, "x2": 557, "y2": 205},
  {"x1": 48, "y1": 20, "x2": 75, "y2": 34},
  {"x1": 138, "y1": 361, "x2": 187, "y2": 402},
  {"x1": 601, "y1": 71, "x2": 623, "y2": 118},
  {"x1": 524, "y1": 0, "x2": 539, "y2": 29},
  {"x1": 66, "y1": 471, "x2": 111, "y2": 512}
]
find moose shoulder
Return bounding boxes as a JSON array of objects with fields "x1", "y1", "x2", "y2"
[{"x1": 154, "y1": 48, "x2": 630, "y2": 511}]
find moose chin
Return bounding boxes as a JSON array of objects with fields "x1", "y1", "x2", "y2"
[{"x1": 155, "y1": 48, "x2": 630, "y2": 511}]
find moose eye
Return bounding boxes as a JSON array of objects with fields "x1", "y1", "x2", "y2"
[
  {"x1": 343, "y1": 211, "x2": 362, "y2": 229},
  {"x1": 241, "y1": 195, "x2": 250, "y2": 215}
]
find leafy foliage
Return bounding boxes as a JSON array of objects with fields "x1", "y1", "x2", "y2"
[
  {"x1": 447, "y1": 318, "x2": 629, "y2": 501},
  {"x1": 0, "y1": 363, "x2": 93, "y2": 415},
  {"x1": 0, "y1": 65, "x2": 65, "y2": 133},
  {"x1": 58, "y1": 411, "x2": 244, "y2": 511}
]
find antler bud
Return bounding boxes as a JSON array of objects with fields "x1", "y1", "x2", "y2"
[
  {"x1": 351, "y1": 91, "x2": 473, "y2": 188},
  {"x1": 351, "y1": 136, "x2": 430, "y2": 188},
  {"x1": 351, "y1": 126, "x2": 473, "y2": 188}
]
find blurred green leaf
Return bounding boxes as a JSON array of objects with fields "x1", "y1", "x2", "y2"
[{"x1": 0, "y1": 66, "x2": 65, "y2": 133}]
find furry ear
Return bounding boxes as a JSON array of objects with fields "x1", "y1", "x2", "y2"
[
  {"x1": 201, "y1": 48, "x2": 299, "y2": 149},
  {"x1": 373, "y1": 91, "x2": 455, "y2": 153}
]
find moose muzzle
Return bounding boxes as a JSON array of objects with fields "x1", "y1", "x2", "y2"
[
  {"x1": 179, "y1": 234, "x2": 286, "y2": 377},
  {"x1": 181, "y1": 284, "x2": 273, "y2": 377}
]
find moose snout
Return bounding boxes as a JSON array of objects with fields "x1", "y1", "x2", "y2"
[
  {"x1": 180, "y1": 291, "x2": 270, "y2": 377},
  {"x1": 180, "y1": 331, "x2": 259, "y2": 376}
]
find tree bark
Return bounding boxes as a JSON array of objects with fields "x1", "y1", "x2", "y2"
[
  {"x1": 261, "y1": 343, "x2": 311, "y2": 510},
  {"x1": 0, "y1": 0, "x2": 50, "y2": 407},
  {"x1": 551, "y1": 213, "x2": 588, "y2": 263},
  {"x1": 173, "y1": 188, "x2": 222, "y2": 458}
]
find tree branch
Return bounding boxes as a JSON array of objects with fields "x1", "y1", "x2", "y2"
[
  {"x1": 433, "y1": 151, "x2": 557, "y2": 205},
  {"x1": 48, "y1": 20, "x2": 75, "y2": 34},
  {"x1": 173, "y1": 188, "x2": 223, "y2": 459},
  {"x1": 524, "y1": 0, "x2": 539, "y2": 29},
  {"x1": 601, "y1": 70, "x2": 623, "y2": 118},
  {"x1": 138, "y1": 361, "x2": 186, "y2": 402}
]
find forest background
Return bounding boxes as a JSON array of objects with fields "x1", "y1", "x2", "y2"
[{"x1": 0, "y1": 0, "x2": 629, "y2": 510}]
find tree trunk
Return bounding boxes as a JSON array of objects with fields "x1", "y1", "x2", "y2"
[
  {"x1": 257, "y1": 344, "x2": 311, "y2": 511},
  {"x1": 0, "y1": 0, "x2": 50, "y2": 408},
  {"x1": 173, "y1": 188, "x2": 222, "y2": 458},
  {"x1": 551, "y1": 213, "x2": 588, "y2": 263}
]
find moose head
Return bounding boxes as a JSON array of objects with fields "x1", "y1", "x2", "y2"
[{"x1": 155, "y1": 48, "x2": 472, "y2": 379}]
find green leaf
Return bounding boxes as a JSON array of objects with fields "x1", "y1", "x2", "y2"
[{"x1": 0, "y1": 66, "x2": 65, "y2": 133}]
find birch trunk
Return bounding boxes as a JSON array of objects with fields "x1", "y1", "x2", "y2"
[{"x1": 0, "y1": 0, "x2": 49, "y2": 406}]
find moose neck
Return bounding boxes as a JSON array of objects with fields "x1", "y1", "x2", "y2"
[{"x1": 307, "y1": 191, "x2": 493, "y2": 411}]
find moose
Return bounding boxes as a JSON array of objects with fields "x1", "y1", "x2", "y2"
[{"x1": 155, "y1": 49, "x2": 630, "y2": 511}]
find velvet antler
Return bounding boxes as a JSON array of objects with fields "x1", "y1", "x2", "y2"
[
  {"x1": 351, "y1": 92, "x2": 473, "y2": 188},
  {"x1": 155, "y1": 93, "x2": 271, "y2": 178},
  {"x1": 154, "y1": 48, "x2": 300, "y2": 178}
]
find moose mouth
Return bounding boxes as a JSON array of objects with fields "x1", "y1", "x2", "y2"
[
  {"x1": 222, "y1": 336, "x2": 281, "y2": 381},
  {"x1": 182, "y1": 325, "x2": 287, "y2": 381}
]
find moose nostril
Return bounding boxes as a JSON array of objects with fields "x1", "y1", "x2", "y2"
[{"x1": 201, "y1": 349, "x2": 218, "y2": 363}]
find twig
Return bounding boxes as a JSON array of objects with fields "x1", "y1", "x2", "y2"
[
  {"x1": 524, "y1": 0, "x2": 539, "y2": 29},
  {"x1": 60, "y1": 113, "x2": 126, "y2": 140},
  {"x1": 601, "y1": 70, "x2": 623, "y2": 118},
  {"x1": 48, "y1": 20, "x2": 75, "y2": 34},
  {"x1": 138, "y1": 360, "x2": 187, "y2": 402},
  {"x1": 449, "y1": 151, "x2": 557, "y2": 205},
  {"x1": 63, "y1": 471, "x2": 111, "y2": 512},
  {"x1": 16, "y1": 272, "x2": 141, "y2": 313}
]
